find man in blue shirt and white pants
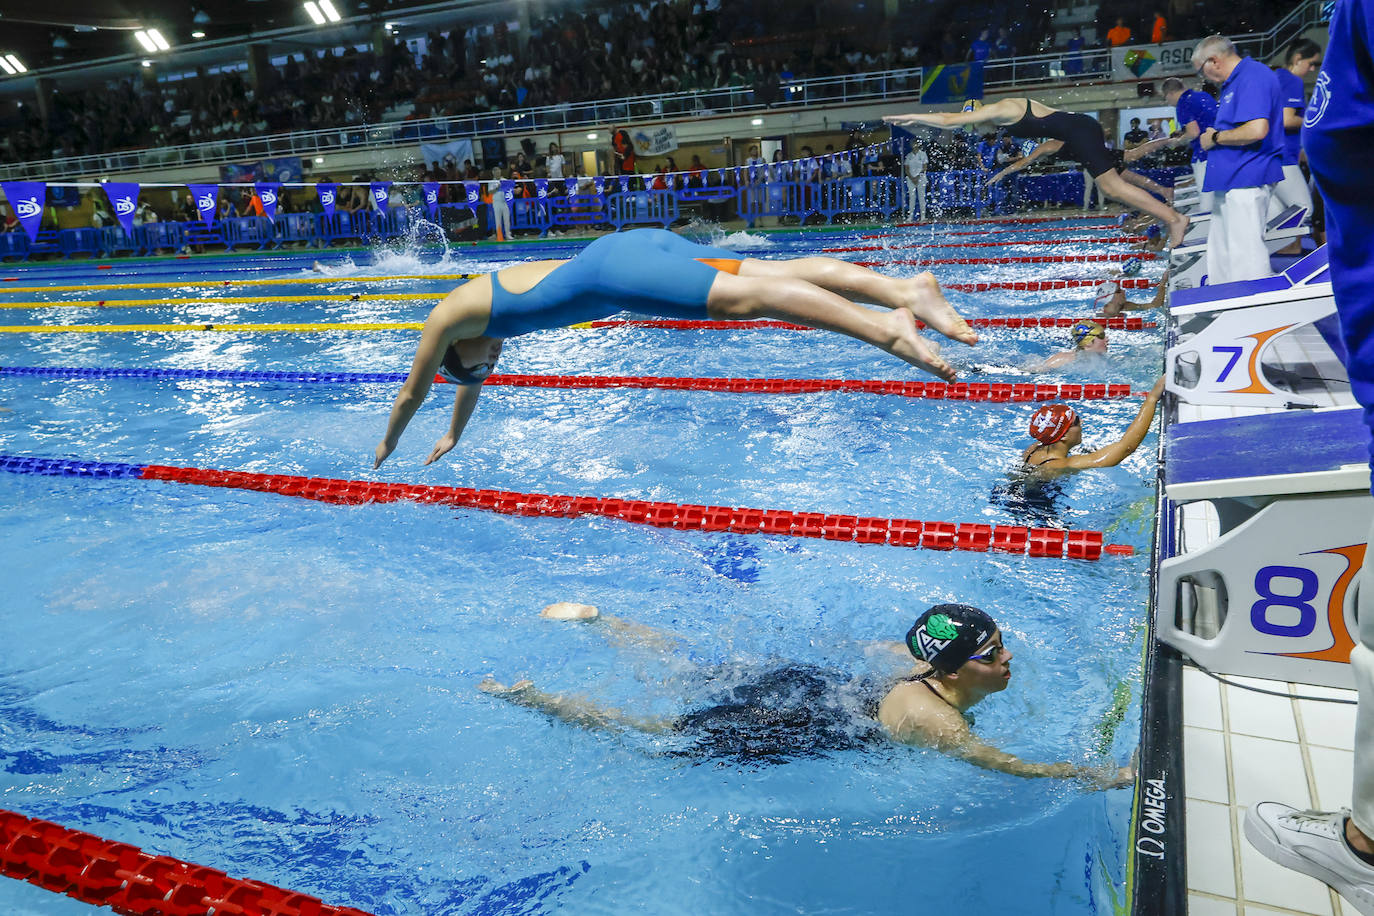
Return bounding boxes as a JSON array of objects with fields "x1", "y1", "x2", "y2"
[
  {"x1": 1245, "y1": 2, "x2": 1374, "y2": 913},
  {"x1": 1193, "y1": 34, "x2": 1285, "y2": 284},
  {"x1": 1162, "y1": 76, "x2": 1217, "y2": 189}
]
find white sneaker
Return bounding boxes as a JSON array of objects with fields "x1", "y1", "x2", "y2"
[{"x1": 1244, "y1": 802, "x2": 1374, "y2": 916}]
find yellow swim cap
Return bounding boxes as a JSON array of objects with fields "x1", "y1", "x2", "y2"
[{"x1": 962, "y1": 99, "x2": 984, "y2": 113}]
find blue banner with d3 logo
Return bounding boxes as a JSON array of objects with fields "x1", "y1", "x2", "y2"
[
  {"x1": 188, "y1": 184, "x2": 219, "y2": 222},
  {"x1": 464, "y1": 182, "x2": 481, "y2": 206},
  {"x1": 920, "y1": 62, "x2": 984, "y2": 104},
  {"x1": 564, "y1": 177, "x2": 578, "y2": 196},
  {"x1": 422, "y1": 182, "x2": 440, "y2": 218},
  {"x1": 2, "y1": 181, "x2": 46, "y2": 242},
  {"x1": 103, "y1": 182, "x2": 139, "y2": 235},
  {"x1": 316, "y1": 182, "x2": 339, "y2": 217},
  {"x1": 370, "y1": 181, "x2": 391, "y2": 213},
  {"x1": 534, "y1": 179, "x2": 548, "y2": 199},
  {"x1": 255, "y1": 182, "x2": 281, "y2": 220}
]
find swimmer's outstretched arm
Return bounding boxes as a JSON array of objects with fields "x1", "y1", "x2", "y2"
[
  {"x1": 988, "y1": 140, "x2": 1063, "y2": 185},
  {"x1": 889, "y1": 708, "x2": 1133, "y2": 788},
  {"x1": 884, "y1": 98, "x2": 1023, "y2": 130},
  {"x1": 1043, "y1": 376, "x2": 1165, "y2": 478},
  {"x1": 478, "y1": 678, "x2": 673, "y2": 734},
  {"x1": 1101, "y1": 272, "x2": 1169, "y2": 317},
  {"x1": 374, "y1": 292, "x2": 490, "y2": 468}
]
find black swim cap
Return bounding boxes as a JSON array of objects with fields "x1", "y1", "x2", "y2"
[
  {"x1": 437, "y1": 343, "x2": 493, "y2": 386},
  {"x1": 906, "y1": 604, "x2": 998, "y2": 674}
]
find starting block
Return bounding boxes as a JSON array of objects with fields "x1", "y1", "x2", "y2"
[
  {"x1": 1165, "y1": 247, "x2": 1351, "y2": 409},
  {"x1": 1169, "y1": 204, "x2": 1313, "y2": 290},
  {"x1": 1158, "y1": 407, "x2": 1371, "y2": 690}
]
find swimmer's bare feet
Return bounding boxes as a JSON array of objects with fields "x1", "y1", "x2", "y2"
[
  {"x1": 884, "y1": 308, "x2": 956, "y2": 381},
  {"x1": 1166, "y1": 211, "x2": 1189, "y2": 249},
  {"x1": 901, "y1": 271, "x2": 978, "y2": 346},
  {"x1": 540, "y1": 602, "x2": 599, "y2": 620},
  {"x1": 478, "y1": 677, "x2": 534, "y2": 695}
]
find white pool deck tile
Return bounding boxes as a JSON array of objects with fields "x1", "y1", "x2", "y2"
[{"x1": 1173, "y1": 399, "x2": 1361, "y2": 914}]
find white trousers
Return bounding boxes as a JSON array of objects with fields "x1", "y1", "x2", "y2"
[
  {"x1": 905, "y1": 176, "x2": 927, "y2": 221},
  {"x1": 1191, "y1": 160, "x2": 1207, "y2": 190},
  {"x1": 1270, "y1": 163, "x2": 1314, "y2": 219},
  {"x1": 492, "y1": 198, "x2": 512, "y2": 238},
  {"x1": 1206, "y1": 185, "x2": 1274, "y2": 285}
]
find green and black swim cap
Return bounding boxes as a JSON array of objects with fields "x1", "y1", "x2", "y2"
[{"x1": 906, "y1": 604, "x2": 998, "y2": 674}]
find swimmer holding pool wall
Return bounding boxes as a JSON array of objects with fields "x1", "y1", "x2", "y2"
[
  {"x1": 1020, "y1": 378, "x2": 1166, "y2": 481},
  {"x1": 374, "y1": 228, "x2": 977, "y2": 467},
  {"x1": 884, "y1": 99, "x2": 1191, "y2": 248},
  {"x1": 480, "y1": 602, "x2": 1133, "y2": 786}
]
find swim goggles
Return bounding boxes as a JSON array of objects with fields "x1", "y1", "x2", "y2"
[
  {"x1": 968, "y1": 641, "x2": 1006, "y2": 664},
  {"x1": 1072, "y1": 321, "x2": 1106, "y2": 346}
]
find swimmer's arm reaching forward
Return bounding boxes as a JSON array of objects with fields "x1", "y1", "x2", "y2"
[
  {"x1": 988, "y1": 140, "x2": 1063, "y2": 185},
  {"x1": 1037, "y1": 376, "x2": 1165, "y2": 479},
  {"x1": 883, "y1": 98, "x2": 1023, "y2": 130},
  {"x1": 883, "y1": 695, "x2": 1132, "y2": 788},
  {"x1": 374, "y1": 287, "x2": 491, "y2": 468}
]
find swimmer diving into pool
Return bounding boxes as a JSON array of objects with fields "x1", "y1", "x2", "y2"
[
  {"x1": 883, "y1": 99, "x2": 1190, "y2": 248},
  {"x1": 478, "y1": 601, "x2": 1133, "y2": 786},
  {"x1": 374, "y1": 228, "x2": 977, "y2": 468},
  {"x1": 1019, "y1": 377, "x2": 1166, "y2": 480}
]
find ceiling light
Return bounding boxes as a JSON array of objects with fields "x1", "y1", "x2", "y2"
[
  {"x1": 141, "y1": 60, "x2": 152, "y2": 68},
  {"x1": 134, "y1": 31, "x2": 157, "y2": 53},
  {"x1": 586, "y1": 132, "x2": 597, "y2": 140},
  {"x1": 147, "y1": 29, "x2": 171, "y2": 51},
  {"x1": 193, "y1": 9, "x2": 211, "y2": 24},
  {"x1": 304, "y1": 2, "x2": 326, "y2": 25},
  {"x1": 0, "y1": 59, "x2": 15, "y2": 76},
  {"x1": 751, "y1": 118, "x2": 763, "y2": 126},
  {"x1": 4, "y1": 55, "x2": 25, "y2": 74},
  {"x1": 191, "y1": 30, "x2": 206, "y2": 39},
  {"x1": 314, "y1": 156, "x2": 324, "y2": 164},
  {"x1": 52, "y1": 35, "x2": 69, "y2": 49},
  {"x1": 319, "y1": 0, "x2": 343, "y2": 22}
]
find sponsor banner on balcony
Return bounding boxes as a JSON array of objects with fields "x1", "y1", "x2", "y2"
[
  {"x1": 219, "y1": 156, "x2": 303, "y2": 184},
  {"x1": 920, "y1": 62, "x2": 984, "y2": 104},
  {"x1": 631, "y1": 124, "x2": 679, "y2": 157},
  {"x1": 1, "y1": 181, "x2": 46, "y2": 242},
  {"x1": 1113, "y1": 40, "x2": 1195, "y2": 80},
  {"x1": 188, "y1": 184, "x2": 219, "y2": 222},
  {"x1": 420, "y1": 139, "x2": 475, "y2": 171},
  {"x1": 103, "y1": 182, "x2": 139, "y2": 236}
]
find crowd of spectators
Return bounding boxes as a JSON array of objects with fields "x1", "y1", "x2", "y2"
[{"x1": 0, "y1": 0, "x2": 1302, "y2": 167}]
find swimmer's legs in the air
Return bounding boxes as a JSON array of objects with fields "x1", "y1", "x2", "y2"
[
  {"x1": 1120, "y1": 170, "x2": 1174, "y2": 204},
  {"x1": 736, "y1": 257, "x2": 978, "y2": 346},
  {"x1": 706, "y1": 271, "x2": 958, "y2": 381},
  {"x1": 1095, "y1": 170, "x2": 1189, "y2": 247}
]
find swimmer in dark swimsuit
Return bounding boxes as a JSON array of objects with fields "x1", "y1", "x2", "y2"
[
  {"x1": 478, "y1": 602, "x2": 1132, "y2": 784},
  {"x1": 986, "y1": 137, "x2": 1177, "y2": 207},
  {"x1": 1020, "y1": 377, "x2": 1165, "y2": 481},
  {"x1": 374, "y1": 228, "x2": 978, "y2": 468},
  {"x1": 884, "y1": 99, "x2": 1190, "y2": 247}
]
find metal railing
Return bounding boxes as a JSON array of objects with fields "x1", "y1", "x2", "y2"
[{"x1": 0, "y1": 0, "x2": 1328, "y2": 184}]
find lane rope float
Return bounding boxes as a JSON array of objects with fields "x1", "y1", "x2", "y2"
[
  {"x1": 0, "y1": 366, "x2": 1146, "y2": 402},
  {"x1": 0, "y1": 454, "x2": 1134, "y2": 560},
  {"x1": 0, "y1": 274, "x2": 480, "y2": 293},
  {"x1": 0, "y1": 807, "x2": 374, "y2": 916}
]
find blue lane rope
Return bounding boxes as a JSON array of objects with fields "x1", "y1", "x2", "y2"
[{"x1": 0, "y1": 366, "x2": 407, "y2": 384}]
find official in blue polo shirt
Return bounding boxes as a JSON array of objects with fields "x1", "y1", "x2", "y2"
[
  {"x1": 1193, "y1": 34, "x2": 1285, "y2": 284},
  {"x1": 1270, "y1": 38, "x2": 1324, "y2": 254},
  {"x1": 1244, "y1": 3, "x2": 1374, "y2": 913},
  {"x1": 1162, "y1": 77, "x2": 1217, "y2": 188}
]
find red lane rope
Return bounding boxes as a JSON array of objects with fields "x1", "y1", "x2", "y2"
[
  {"x1": 585, "y1": 316, "x2": 1154, "y2": 331},
  {"x1": 0, "y1": 808, "x2": 374, "y2": 916},
  {"x1": 890, "y1": 216, "x2": 1121, "y2": 228},
  {"x1": 133, "y1": 463, "x2": 1131, "y2": 560},
  {"x1": 940, "y1": 278, "x2": 1151, "y2": 292},
  {"x1": 827, "y1": 236, "x2": 1146, "y2": 251},
  {"x1": 838, "y1": 252, "x2": 1156, "y2": 265},
  {"x1": 458, "y1": 374, "x2": 1143, "y2": 401}
]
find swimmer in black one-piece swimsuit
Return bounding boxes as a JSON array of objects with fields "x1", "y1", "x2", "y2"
[
  {"x1": 477, "y1": 602, "x2": 1132, "y2": 783},
  {"x1": 884, "y1": 98, "x2": 1190, "y2": 247}
]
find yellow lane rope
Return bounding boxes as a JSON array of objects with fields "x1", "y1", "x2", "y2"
[
  {"x1": 0, "y1": 293, "x2": 445, "y2": 309},
  {"x1": 0, "y1": 274, "x2": 479, "y2": 293},
  {"x1": 0, "y1": 322, "x2": 425, "y2": 333}
]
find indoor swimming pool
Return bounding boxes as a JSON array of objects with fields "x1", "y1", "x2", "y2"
[{"x1": 0, "y1": 219, "x2": 1162, "y2": 914}]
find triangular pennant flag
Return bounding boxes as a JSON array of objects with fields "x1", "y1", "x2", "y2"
[
  {"x1": 316, "y1": 182, "x2": 338, "y2": 217},
  {"x1": 103, "y1": 182, "x2": 139, "y2": 235},
  {"x1": 2, "y1": 181, "x2": 46, "y2": 242},
  {"x1": 422, "y1": 182, "x2": 440, "y2": 219},
  {"x1": 564, "y1": 176, "x2": 578, "y2": 196},
  {"x1": 499, "y1": 179, "x2": 515, "y2": 205},
  {"x1": 255, "y1": 182, "x2": 280, "y2": 221},
  {"x1": 464, "y1": 181, "x2": 481, "y2": 205},
  {"x1": 535, "y1": 178, "x2": 549, "y2": 199},
  {"x1": 370, "y1": 181, "x2": 391, "y2": 212},
  {"x1": 187, "y1": 184, "x2": 218, "y2": 222}
]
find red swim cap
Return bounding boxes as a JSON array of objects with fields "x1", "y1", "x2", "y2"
[{"x1": 1028, "y1": 404, "x2": 1079, "y2": 444}]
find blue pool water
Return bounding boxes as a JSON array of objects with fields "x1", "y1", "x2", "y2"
[{"x1": 0, "y1": 221, "x2": 1160, "y2": 915}]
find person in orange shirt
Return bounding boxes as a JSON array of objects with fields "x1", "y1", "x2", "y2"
[
  {"x1": 1151, "y1": 10, "x2": 1167, "y2": 43},
  {"x1": 1107, "y1": 17, "x2": 1132, "y2": 46}
]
